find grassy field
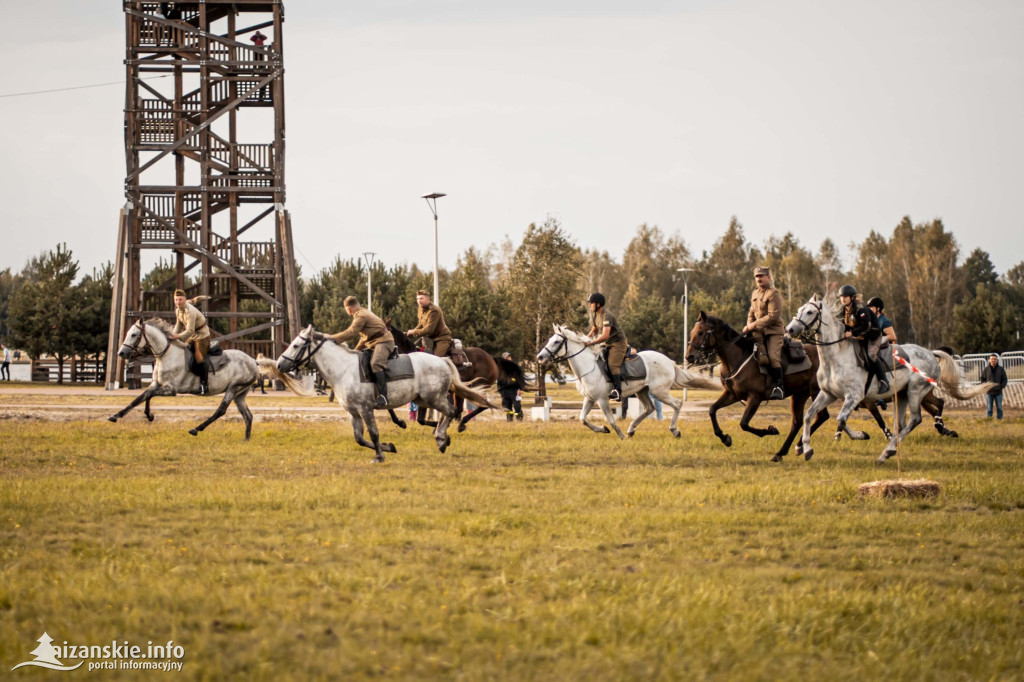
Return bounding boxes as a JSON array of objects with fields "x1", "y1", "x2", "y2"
[{"x1": 1, "y1": 399, "x2": 1022, "y2": 680}]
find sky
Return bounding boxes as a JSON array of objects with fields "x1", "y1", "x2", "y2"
[{"x1": 2, "y1": 0, "x2": 1023, "y2": 280}]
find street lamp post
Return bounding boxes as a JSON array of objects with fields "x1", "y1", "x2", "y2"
[
  {"x1": 677, "y1": 268, "x2": 694, "y2": 402},
  {"x1": 421, "y1": 193, "x2": 446, "y2": 305},
  {"x1": 362, "y1": 252, "x2": 377, "y2": 313}
]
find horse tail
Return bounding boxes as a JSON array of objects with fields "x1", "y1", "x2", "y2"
[
  {"x1": 932, "y1": 350, "x2": 997, "y2": 400},
  {"x1": 495, "y1": 355, "x2": 536, "y2": 392},
  {"x1": 673, "y1": 365, "x2": 722, "y2": 391},
  {"x1": 447, "y1": 359, "x2": 499, "y2": 410},
  {"x1": 257, "y1": 358, "x2": 315, "y2": 396}
]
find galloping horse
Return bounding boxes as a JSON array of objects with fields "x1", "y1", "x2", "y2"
[
  {"x1": 685, "y1": 311, "x2": 834, "y2": 461},
  {"x1": 386, "y1": 322, "x2": 533, "y2": 432},
  {"x1": 265, "y1": 325, "x2": 496, "y2": 462},
  {"x1": 786, "y1": 295, "x2": 994, "y2": 463},
  {"x1": 537, "y1": 325, "x2": 721, "y2": 439},
  {"x1": 108, "y1": 318, "x2": 262, "y2": 439}
]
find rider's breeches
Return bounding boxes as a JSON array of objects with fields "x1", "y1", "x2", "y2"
[
  {"x1": 606, "y1": 341, "x2": 627, "y2": 376},
  {"x1": 866, "y1": 336, "x2": 883, "y2": 362},
  {"x1": 370, "y1": 340, "x2": 395, "y2": 372},
  {"x1": 755, "y1": 332, "x2": 783, "y2": 368},
  {"x1": 191, "y1": 337, "x2": 211, "y2": 363},
  {"x1": 432, "y1": 337, "x2": 452, "y2": 358}
]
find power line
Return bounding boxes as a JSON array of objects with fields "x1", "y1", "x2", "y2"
[{"x1": 0, "y1": 75, "x2": 170, "y2": 99}]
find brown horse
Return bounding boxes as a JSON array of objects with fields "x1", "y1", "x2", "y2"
[
  {"x1": 386, "y1": 322, "x2": 533, "y2": 432},
  {"x1": 685, "y1": 311, "x2": 830, "y2": 461},
  {"x1": 685, "y1": 312, "x2": 956, "y2": 461}
]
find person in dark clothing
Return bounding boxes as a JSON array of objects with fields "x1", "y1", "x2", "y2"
[
  {"x1": 497, "y1": 352, "x2": 524, "y2": 421},
  {"x1": 839, "y1": 284, "x2": 890, "y2": 394},
  {"x1": 979, "y1": 354, "x2": 1008, "y2": 419}
]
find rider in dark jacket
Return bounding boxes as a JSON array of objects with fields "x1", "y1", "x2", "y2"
[{"x1": 839, "y1": 284, "x2": 890, "y2": 394}]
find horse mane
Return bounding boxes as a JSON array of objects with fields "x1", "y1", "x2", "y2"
[
  {"x1": 385, "y1": 320, "x2": 419, "y2": 353},
  {"x1": 309, "y1": 329, "x2": 359, "y2": 354},
  {"x1": 703, "y1": 314, "x2": 753, "y2": 354},
  {"x1": 144, "y1": 317, "x2": 175, "y2": 333}
]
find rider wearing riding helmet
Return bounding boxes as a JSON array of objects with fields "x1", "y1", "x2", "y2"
[
  {"x1": 839, "y1": 284, "x2": 890, "y2": 394},
  {"x1": 866, "y1": 297, "x2": 897, "y2": 344},
  {"x1": 584, "y1": 292, "x2": 628, "y2": 401}
]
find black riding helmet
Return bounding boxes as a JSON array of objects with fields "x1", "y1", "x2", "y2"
[
  {"x1": 839, "y1": 284, "x2": 857, "y2": 298},
  {"x1": 587, "y1": 292, "x2": 606, "y2": 307},
  {"x1": 866, "y1": 297, "x2": 884, "y2": 310}
]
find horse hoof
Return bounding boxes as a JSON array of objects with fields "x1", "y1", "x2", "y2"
[
  {"x1": 438, "y1": 443, "x2": 448, "y2": 454},
  {"x1": 374, "y1": 454, "x2": 385, "y2": 463},
  {"x1": 602, "y1": 426, "x2": 610, "y2": 434},
  {"x1": 457, "y1": 423, "x2": 467, "y2": 433},
  {"x1": 767, "y1": 425, "x2": 779, "y2": 435},
  {"x1": 146, "y1": 414, "x2": 155, "y2": 422},
  {"x1": 804, "y1": 449, "x2": 814, "y2": 461},
  {"x1": 833, "y1": 432, "x2": 842, "y2": 441},
  {"x1": 672, "y1": 430, "x2": 681, "y2": 439},
  {"x1": 107, "y1": 416, "x2": 117, "y2": 423},
  {"x1": 397, "y1": 421, "x2": 407, "y2": 430},
  {"x1": 385, "y1": 443, "x2": 397, "y2": 453},
  {"x1": 722, "y1": 435, "x2": 732, "y2": 448},
  {"x1": 188, "y1": 429, "x2": 198, "y2": 437},
  {"x1": 771, "y1": 454, "x2": 783, "y2": 463},
  {"x1": 626, "y1": 431, "x2": 634, "y2": 439},
  {"x1": 948, "y1": 431, "x2": 959, "y2": 438}
]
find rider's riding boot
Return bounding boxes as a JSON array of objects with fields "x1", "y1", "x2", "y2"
[
  {"x1": 610, "y1": 374, "x2": 623, "y2": 401},
  {"x1": 197, "y1": 363, "x2": 209, "y2": 395},
  {"x1": 875, "y1": 359, "x2": 891, "y2": 394},
  {"x1": 373, "y1": 371, "x2": 389, "y2": 408},
  {"x1": 769, "y1": 367, "x2": 784, "y2": 400}
]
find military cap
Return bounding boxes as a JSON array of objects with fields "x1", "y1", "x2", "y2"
[
  {"x1": 753, "y1": 266, "x2": 770, "y2": 276},
  {"x1": 173, "y1": 288, "x2": 187, "y2": 297},
  {"x1": 343, "y1": 295, "x2": 359, "y2": 307},
  {"x1": 416, "y1": 289, "x2": 431, "y2": 298}
]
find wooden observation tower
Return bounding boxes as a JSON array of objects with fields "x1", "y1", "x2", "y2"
[{"x1": 106, "y1": 0, "x2": 301, "y2": 388}]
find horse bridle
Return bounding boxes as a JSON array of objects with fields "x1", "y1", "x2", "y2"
[
  {"x1": 124, "y1": 320, "x2": 170, "y2": 359},
  {"x1": 689, "y1": 322, "x2": 744, "y2": 366},
  {"x1": 545, "y1": 333, "x2": 595, "y2": 362},
  {"x1": 280, "y1": 331, "x2": 328, "y2": 370},
  {"x1": 789, "y1": 302, "x2": 847, "y2": 346}
]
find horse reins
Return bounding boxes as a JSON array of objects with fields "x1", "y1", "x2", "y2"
[
  {"x1": 280, "y1": 332, "x2": 328, "y2": 370},
  {"x1": 789, "y1": 304, "x2": 848, "y2": 347}
]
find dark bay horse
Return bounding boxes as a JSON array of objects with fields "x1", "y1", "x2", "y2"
[
  {"x1": 685, "y1": 311, "x2": 829, "y2": 461},
  {"x1": 386, "y1": 323, "x2": 533, "y2": 432}
]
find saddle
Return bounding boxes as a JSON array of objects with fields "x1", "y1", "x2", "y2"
[
  {"x1": 852, "y1": 340, "x2": 898, "y2": 373},
  {"x1": 358, "y1": 348, "x2": 416, "y2": 384},
  {"x1": 755, "y1": 338, "x2": 812, "y2": 378},
  {"x1": 596, "y1": 349, "x2": 647, "y2": 382},
  {"x1": 185, "y1": 342, "x2": 229, "y2": 375}
]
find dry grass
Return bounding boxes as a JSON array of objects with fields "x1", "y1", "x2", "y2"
[{"x1": 1, "y1": 394, "x2": 1022, "y2": 680}]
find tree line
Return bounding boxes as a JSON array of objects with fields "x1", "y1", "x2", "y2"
[{"x1": 2, "y1": 216, "x2": 1022, "y2": 383}]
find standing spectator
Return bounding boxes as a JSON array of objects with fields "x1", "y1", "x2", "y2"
[
  {"x1": 497, "y1": 352, "x2": 524, "y2": 421},
  {"x1": 250, "y1": 30, "x2": 267, "y2": 48},
  {"x1": 1, "y1": 344, "x2": 10, "y2": 380},
  {"x1": 255, "y1": 353, "x2": 268, "y2": 394},
  {"x1": 979, "y1": 354, "x2": 1008, "y2": 419}
]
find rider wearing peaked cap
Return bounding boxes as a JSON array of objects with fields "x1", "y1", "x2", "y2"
[
  {"x1": 169, "y1": 288, "x2": 211, "y2": 395},
  {"x1": 742, "y1": 266, "x2": 785, "y2": 400}
]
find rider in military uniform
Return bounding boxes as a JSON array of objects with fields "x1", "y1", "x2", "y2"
[
  {"x1": 584, "y1": 292, "x2": 628, "y2": 401},
  {"x1": 405, "y1": 290, "x2": 471, "y2": 367},
  {"x1": 741, "y1": 266, "x2": 785, "y2": 400},
  {"x1": 169, "y1": 288, "x2": 211, "y2": 395},
  {"x1": 840, "y1": 284, "x2": 890, "y2": 394},
  {"x1": 331, "y1": 295, "x2": 396, "y2": 407}
]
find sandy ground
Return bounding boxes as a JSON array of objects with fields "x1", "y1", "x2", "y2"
[{"x1": 0, "y1": 384, "x2": 716, "y2": 424}]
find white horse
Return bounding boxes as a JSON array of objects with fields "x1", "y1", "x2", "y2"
[
  {"x1": 108, "y1": 318, "x2": 262, "y2": 439},
  {"x1": 786, "y1": 295, "x2": 994, "y2": 463},
  {"x1": 264, "y1": 325, "x2": 496, "y2": 462},
  {"x1": 536, "y1": 325, "x2": 722, "y2": 439}
]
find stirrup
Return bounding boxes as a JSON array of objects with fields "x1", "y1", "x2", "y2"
[
  {"x1": 376, "y1": 395, "x2": 388, "y2": 408},
  {"x1": 769, "y1": 385, "x2": 784, "y2": 400},
  {"x1": 609, "y1": 389, "x2": 620, "y2": 401},
  {"x1": 199, "y1": 383, "x2": 209, "y2": 396},
  {"x1": 877, "y1": 379, "x2": 890, "y2": 394}
]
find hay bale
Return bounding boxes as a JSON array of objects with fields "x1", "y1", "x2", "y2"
[{"x1": 858, "y1": 479, "x2": 941, "y2": 499}]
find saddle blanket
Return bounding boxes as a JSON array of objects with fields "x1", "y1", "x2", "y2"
[
  {"x1": 597, "y1": 355, "x2": 647, "y2": 381},
  {"x1": 853, "y1": 341, "x2": 899, "y2": 373},
  {"x1": 185, "y1": 343, "x2": 230, "y2": 374},
  {"x1": 358, "y1": 352, "x2": 416, "y2": 383}
]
